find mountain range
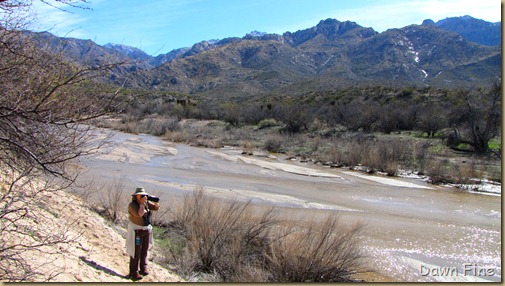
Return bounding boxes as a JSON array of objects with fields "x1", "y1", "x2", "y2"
[{"x1": 28, "y1": 15, "x2": 501, "y2": 97}]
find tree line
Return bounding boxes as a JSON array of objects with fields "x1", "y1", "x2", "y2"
[{"x1": 122, "y1": 84, "x2": 501, "y2": 156}]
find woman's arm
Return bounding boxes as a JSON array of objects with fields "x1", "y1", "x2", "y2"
[{"x1": 148, "y1": 201, "x2": 160, "y2": 211}]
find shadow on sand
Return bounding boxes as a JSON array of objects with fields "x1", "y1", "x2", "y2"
[{"x1": 79, "y1": 256, "x2": 128, "y2": 279}]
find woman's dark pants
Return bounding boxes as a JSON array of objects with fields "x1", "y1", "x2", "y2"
[{"x1": 129, "y1": 229, "x2": 150, "y2": 275}]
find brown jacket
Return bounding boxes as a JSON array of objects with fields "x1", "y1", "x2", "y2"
[{"x1": 128, "y1": 201, "x2": 159, "y2": 226}]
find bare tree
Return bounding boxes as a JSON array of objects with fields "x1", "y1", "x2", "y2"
[
  {"x1": 332, "y1": 101, "x2": 380, "y2": 132},
  {"x1": 0, "y1": 0, "x2": 125, "y2": 281},
  {"x1": 219, "y1": 103, "x2": 241, "y2": 126},
  {"x1": 448, "y1": 84, "x2": 501, "y2": 155},
  {"x1": 279, "y1": 104, "x2": 312, "y2": 134},
  {"x1": 416, "y1": 104, "x2": 448, "y2": 138}
]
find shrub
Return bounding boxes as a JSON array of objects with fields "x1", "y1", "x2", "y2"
[
  {"x1": 264, "y1": 135, "x2": 284, "y2": 153},
  {"x1": 323, "y1": 144, "x2": 345, "y2": 165},
  {"x1": 140, "y1": 117, "x2": 180, "y2": 136},
  {"x1": 166, "y1": 189, "x2": 278, "y2": 281},
  {"x1": 264, "y1": 215, "x2": 365, "y2": 282},
  {"x1": 278, "y1": 105, "x2": 312, "y2": 134},
  {"x1": 425, "y1": 159, "x2": 451, "y2": 184},
  {"x1": 241, "y1": 141, "x2": 255, "y2": 155},
  {"x1": 365, "y1": 141, "x2": 405, "y2": 175},
  {"x1": 257, "y1": 118, "x2": 279, "y2": 129},
  {"x1": 101, "y1": 175, "x2": 129, "y2": 223},
  {"x1": 163, "y1": 189, "x2": 366, "y2": 282}
]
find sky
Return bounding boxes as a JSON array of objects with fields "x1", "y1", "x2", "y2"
[{"x1": 31, "y1": 0, "x2": 502, "y2": 56}]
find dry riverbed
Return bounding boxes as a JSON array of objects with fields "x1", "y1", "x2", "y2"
[{"x1": 76, "y1": 128, "x2": 501, "y2": 282}]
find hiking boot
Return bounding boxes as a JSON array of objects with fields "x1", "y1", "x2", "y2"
[
  {"x1": 140, "y1": 268, "x2": 149, "y2": 276},
  {"x1": 128, "y1": 272, "x2": 143, "y2": 281}
]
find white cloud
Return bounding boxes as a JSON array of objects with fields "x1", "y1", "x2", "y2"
[{"x1": 30, "y1": 1, "x2": 88, "y2": 35}]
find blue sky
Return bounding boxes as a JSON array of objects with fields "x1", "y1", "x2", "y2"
[{"x1": 32, "y1": 0, "x2": 501, "y2": 56}]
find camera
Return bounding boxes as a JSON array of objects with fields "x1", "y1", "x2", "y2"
[
  {"x1": 143, "y1": 211, "x2": 151, "y2": 226},
  {"x1": 147, "y1": 195, "x2": 159, "y2": 202}
]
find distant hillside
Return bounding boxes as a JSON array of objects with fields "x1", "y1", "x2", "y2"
[
  {"x1": 435, "y1": 15, "x2": 501, "y2": 46},
  {"x1": 125, "y1": 18, "x2": 500, "y2": 97},
  {"x1": 25, "y1": 16, "x2": 501, "y2": 98}
]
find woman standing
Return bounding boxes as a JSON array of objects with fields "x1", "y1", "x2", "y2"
[{"x1": 126, "y1": 187, "x2": 160, "y2": 281}]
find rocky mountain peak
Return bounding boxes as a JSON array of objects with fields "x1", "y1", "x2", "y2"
[
  {"x1": 421, "y1": 19, "x2": 437, "y2": 27},
  {"x1": 246, "y1": 30, "x2": 267, "y2": 38},
  {"x1": 315, "y1": 18, "x2": 361, "y2": 36},
  {"x1": 282, "y1": 18, "x2": 375, "y2": 46}
]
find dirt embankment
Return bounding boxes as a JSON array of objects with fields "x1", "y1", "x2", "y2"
[{"x1": 7, "y1": 188, "x2": 182, "y2": 283}]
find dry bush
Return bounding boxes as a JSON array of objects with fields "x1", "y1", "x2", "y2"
[
  {"x1": 323, "y1": 144, "x2": 345, "y2": 165},
  {"x1": 100, "y1": 176, "x2": 129, "y2": 223},
  {"x1": 224, "y1": 126, "x2": 258, "y2": 143},
  {"x1": 193, "y1": 138, "x2": 223, "y2": 149},
  {"x1": 264, "y1": 214, "x2": 365, "y2": 282},
  {"x1": 412, "y1": 141, "x2": 431, "y2": 172},
  {"x1": 453, "y1": 161, "x2": 477, "y2": 183},
  {"x1": 257, "y1": 118, "x2": 279, "y2": 129},
  {"x1": 111, "y1": 114, "x2": 181, "y2": 136},
  {"x1": 163, "y1": 188, "x2": 366, "y2": 282},
  {"x1": 241, "y1": 141, "x2": 255, "y2": 155},
  {"x1": 484, "y1": 163, "x2": 502, "y2": 183},
  {"x1": 425, "y1": 159, "x2": 452, "y2": 184},
  {"x1": 344, "y1": 140, "x2": 366, "y2": 167},
  {"x1": 163, "y1": 130, "x2": 191, "y2": 143},
  {"x1": 139, "y1": 117, "x2": 180, "y2": 136},
  {"x1": 167, "y1": 188, "x2": 277, "y2": 281},
  {"x1": 146, "y1": 190, "x2": 171, "y2": 227},
  {"x1": 117, "y1": 121, "x2": 140, "y2": 134},
  {"x1": 323, "y1": 137, "x2": 409, "y2": 175},
  {"x1": 365, "y1": 141, "x2": 405, "y2": 175},
  {"x1": 264, "y1": 135, "x2": 283, "y2": 153}
]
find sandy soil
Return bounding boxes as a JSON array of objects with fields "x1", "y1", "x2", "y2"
[{"x1": 4, "y1": 187, "x2": 182, "y2": 282}]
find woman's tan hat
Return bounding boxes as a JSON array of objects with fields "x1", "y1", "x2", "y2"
[{"x1": 132, "y1": 187, "x2": 149, "y2": 196}]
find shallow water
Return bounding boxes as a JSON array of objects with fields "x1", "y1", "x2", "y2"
[{"x1": 77, "y1": 129, "x2": 501, "y2": 282}]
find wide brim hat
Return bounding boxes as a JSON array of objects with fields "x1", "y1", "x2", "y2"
[{"x1": 132, "y1": 187, "x2": 149, "y2": 196}]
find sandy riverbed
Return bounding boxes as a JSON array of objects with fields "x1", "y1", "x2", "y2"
[{"x1": 76, "y1": 128, "x2": 501, "y2": 282}]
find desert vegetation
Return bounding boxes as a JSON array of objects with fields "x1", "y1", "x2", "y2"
[
  {"x1": 98, "y1": 83, "x2": 502, "y2": 186},
  {"x1": 144, "y1": 189, "x2": 366, "y2": 282}
]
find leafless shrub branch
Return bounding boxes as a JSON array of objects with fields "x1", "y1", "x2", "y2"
[{"x1": 162, "y1": 188, "x2": 366, "y2": 282}]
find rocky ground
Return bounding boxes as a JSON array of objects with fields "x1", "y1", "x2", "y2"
[{"x1": 6, "y1": 187, "x2": 183, "y2": 283}]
